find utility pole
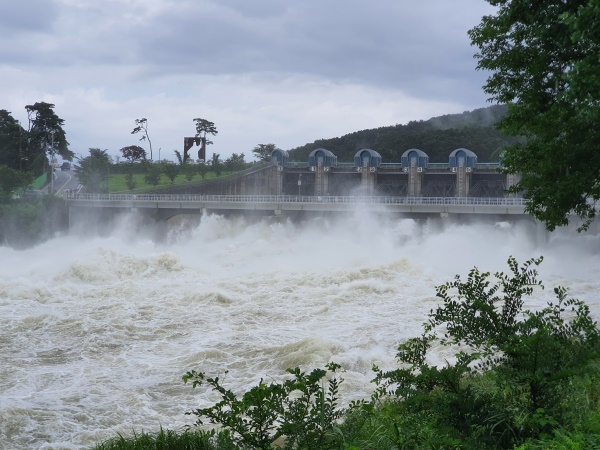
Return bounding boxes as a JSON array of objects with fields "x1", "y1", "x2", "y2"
[
  {"x1": 50, "y1": 130, "x2": 56, "y2": 194},
  {"x1": 17, "y1": 121, "x2": 22, "y2": 171}
]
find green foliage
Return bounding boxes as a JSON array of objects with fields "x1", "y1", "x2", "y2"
[
  {"x1": 224, "y1": 153, "x2": 246, "y2": 173},
  {"x1": 516, "y1": 427, "x2": 600, "y2": 450},
  {"x1": 342, "y1": 399, "x2": 461, "y2": 449},
  {"x1": 144, "y1": 164, "x2": 161, "y2": 186},
  {"x1": 162, "y1": 162, "x2": 180, "y2": 184},
  {"x1": 197, "y1": 162, "x2": 208, "y2": 180},
  {"x1": 209, "y1": 153, "x2": 222, "y2": 177},
  {"x1": 252, "y1": 143, "x2": 276, "y2": 162},
  {"x1": 0, "y1": 196, "x2": 67, "y2": 249},
  {"x1": 288, "y1": 105, "x2": 516, "y2": 163},
  {"x1": 182, "y1": 162, "x2": 197, "y2": 181},
  {"x1": 193, "y1": 118, "x2": 218, "y2": 161},
  {"x1": 124, "y1": 171, "x2": 136, "y2": 191},
  {"x1": 76, "y1": 148, "x2": 112, "y2": 193},
  {"x1": 194, "y1": 118, "x2": 218, "y2": 139},
  {"x1": 25, "y1": 101, "x2": 73, "y2": 166},
  {"x1": 183, "y1": 362, "x2": 344, "y2": 450},
  {"x1": 93, "y1": 427, "x2": 238, "y2": 450},
  {"x1": 174, "y1": 149, "x2": 183, "y2": 164},
  {"x1": 120, "y1": 145, "x2": 146, "y2": 164},
  {"x1": 372, "y1": 257, "x2": 599, "y2": 448},
  {"x1": 0, "y1": 110, "x2": 27, "y2": 171},
  {"x1": 0, "y1": 165, "x2": 33, "y2": 200},
  {"x1": 0, "y1": 202, "x2": 42, "y2": 247},
  {"x1": 0, "y1": 103, "x2": 71, "y2": 177},
  {"x1": 469, "y1": 1, "x2": 600, "y2": 231}
]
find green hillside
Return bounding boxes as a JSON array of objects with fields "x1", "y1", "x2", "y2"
[{"x1": 287, "y1": 104, "x2": 520, "y2": 163}]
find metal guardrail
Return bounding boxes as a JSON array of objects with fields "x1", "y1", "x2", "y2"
[
  {"x1": 284, "y1": 162, "x2": 502, "y2": 170},
  {"x1": 65, "y1": 193, "x2": 527, "y2": 206}
]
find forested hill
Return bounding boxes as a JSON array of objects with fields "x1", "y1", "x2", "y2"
[{"x1": 287, "y1": 104, "x2": 521, "y2": 163}]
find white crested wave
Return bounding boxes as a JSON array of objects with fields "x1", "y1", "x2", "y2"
[{"x1": 1, "y1": 211, "x2": 599, "y2": 449}]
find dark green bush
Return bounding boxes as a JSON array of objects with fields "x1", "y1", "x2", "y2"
[
  {"x1": 368, "y1": 257, "x2": 600, "y2": 449},
  {"x1": 183, "y1": 362, "x2": 345, "y2": 450}
]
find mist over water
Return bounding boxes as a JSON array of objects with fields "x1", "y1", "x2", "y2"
[{"x1": 1, "y1": 210, "x2": 599, "y2": 449}]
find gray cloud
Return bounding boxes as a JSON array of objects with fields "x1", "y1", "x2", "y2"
[
  {"x1": 123, "y1": 1, "x2": 491, "y2": 103},
  {"x1": 0, "y1": 0, "x2": 59, "y2": 33},
  {"x1": 0, "y1": 1, "x2": 492, "y2": 103}
]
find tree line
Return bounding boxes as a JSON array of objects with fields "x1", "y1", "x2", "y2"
[
  {"x1": 0, "y1": 107, "x2": 276, "y2": 197},
  {"x1": 0, "y1": 109, "x2": 274, "y2": 246},
  {"x1": 74, "y1": 117, "x2": 280, "y2": 193},
  {"x1": 0, "y1": 102, "x2": 74, "y2": 198},
  {"x1": 287, "y1": 104, "x2": 522, "y2": 164}
]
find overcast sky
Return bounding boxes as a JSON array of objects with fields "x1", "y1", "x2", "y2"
[{"x1": 0, "y1": 0, "x2": 496, "y2": 162}]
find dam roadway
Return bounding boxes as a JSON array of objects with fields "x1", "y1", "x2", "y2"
[{"x1": 65, "y1": 193, "x2": 528, "y2": 220}]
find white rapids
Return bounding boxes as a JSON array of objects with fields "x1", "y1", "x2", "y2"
[{"x1": 1, "y1": 211, "x2": 599, "y2": 449}]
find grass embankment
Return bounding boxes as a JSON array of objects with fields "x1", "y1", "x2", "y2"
[{"x1": 107, "y1": 172, "x2": 221, "y2": 193}]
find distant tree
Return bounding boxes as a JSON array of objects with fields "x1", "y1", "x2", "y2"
[
  {"x1": 144, "y1": 164, "x2": 161, "y2": 186},
  {"x1": 209, "y1": 152, "x2": 222, "y2": 177},
  {"x1": 193, "y1": 118, "x2": 218, "y2": 160},
  {"x1": 76, "y1": 148, "x2": 111, "y2": 193},
  {"x1": 116, "y1": 148, "x2": 134, "y2": 190},
  {"x1": 174, "y1": 150, "x2": 183, "y2": 165},
  {"x1": 0, "y1": 110, "x2": 26, "y2": 171},
  {"x1": 139, "y1": 159, "x2": 151, "y2": 174},
  {"x1": 234, "y1": 153, "x2": 247, "y2": 171},
  {"x1": 182, "y1": 162, "x2": 196, "y2": 181},
  {"x1": 131, "y1": 118, "x2": 154, "y2": 161},
  {"x1": 25, "y1": 102, "x2": 73, "y2": 175},
  {"x1": 162, "y1": 162, "x2": 180, "y2": 184},
  {"x1": 197, "y1": 162, "x2": 208, "y2": 180},
  {"x1": 120, "y1": 145, "x2": 146, "y2": 164},
  {"x1": 125, "y1": 172, "x2": 136, "y2": 191},
  {"x1": 225, "y1": 153, "x2": 247, "y2": 173},
  {"x1": 240, "y1": 153, "x2": 248, "y2": 169},
  {"x1": 224, "y1": 156, "x2": 234, "y2": 174},
  {"x1": 252, "y1": 143, "x2": 276, "y2": 162}
]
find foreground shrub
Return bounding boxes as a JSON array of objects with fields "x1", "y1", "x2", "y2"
[
  {"x1": 369, "y1": 256, "x2": 600, "y2": 449},
  {"x1": 183, "y1": 363, "x2": 344, "y2": 450},
  {"x1": 93, "y1": 427, "x2": 237, "y2": 450}
]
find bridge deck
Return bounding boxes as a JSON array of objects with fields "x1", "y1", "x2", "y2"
[{"x1": 66, "y1": 193, "x2": 528, "y2": 215}]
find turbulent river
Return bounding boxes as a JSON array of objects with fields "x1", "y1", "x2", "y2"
[{"x1": 1, "y1": 210, "x2": 600, "y2": 449}]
